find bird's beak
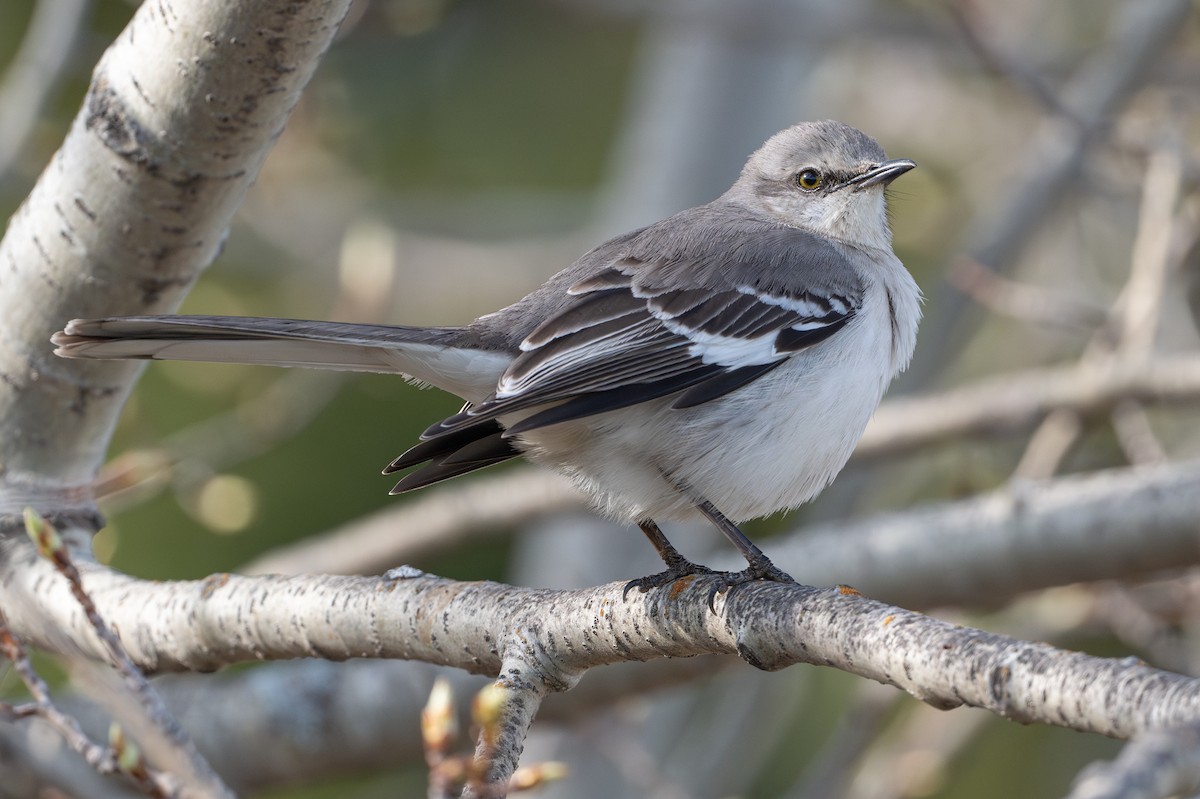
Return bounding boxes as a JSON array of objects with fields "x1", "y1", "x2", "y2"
[{"x1": 843, "y1": 158, "x2": 916, "y2": 190}]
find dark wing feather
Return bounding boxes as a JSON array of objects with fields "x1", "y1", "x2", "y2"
[
  {"x1": 503, "y1": 365, "x2": 724, "y2": 436},
  {"x1": 386, "y1": 420, "x2": 521, "y2": 494},
  {"x1": 389, "y1": 447, "x2": 517, "y2": 493},
  {"x1": 669, "y1": 360, "x2": 787, "y2": 410},
  {"x1": 383, "y1": 419, "x2": 508, "y2": 474}
]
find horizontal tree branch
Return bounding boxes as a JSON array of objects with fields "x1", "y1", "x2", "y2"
[
  {"x1": 2, "y1": 535, "x2": 1196, "y2": 744},
  {"x1": 857, "y1": 355, "x2": 1200, "y2": 461},
  {"x1": 241, "y1": 469, "x2": 582, "y2": 576},
  {"x1": 775, "y1": 458, "x2": 1200, "y2": 609},
  {"x1": 245, "y1": 456, "x2": 1200, "y2": 622}
]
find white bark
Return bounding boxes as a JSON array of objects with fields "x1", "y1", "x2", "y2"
[
  {"x1": 0, "y1": 0, "x2": 351, "y2": 522},
  {"x1": 5, "y1": 546, "x2": 1199, "y2": 740}
]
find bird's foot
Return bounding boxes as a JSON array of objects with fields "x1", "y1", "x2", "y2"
[
  {"x1": 704, "y1": 557, "x2": 796, "y2": 611},
  {"x1": 623, "y1": 558, "x2": 716, "y2": 599},
  {"x1": 623, "y1": 554, "x2": 796, "y2": 611}
]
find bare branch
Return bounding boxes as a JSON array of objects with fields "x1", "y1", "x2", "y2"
[
  {"x1": 1110, "y1": 401, "x2": 1168, "y2": 466},
  {"x1": 774, "y1": 459, "x2": 1200, "y2": 610},
  {"x1": 857, "y1": 355, "x2": 1200, "y2": 462},
  {"x1": 463, "y1": 670, "x2": 552, "y2": 798},
  {"x1": 0, "y1": 0, "x2": 92, "y2": 186},
  {"x1": 23, "y1": 510, "x2": 233, "y2": 798},
  {"x1": 242, "y1": 468, "x2": 582, "y2": 576},
  {"x1": 1012, "y1": 407, "x2": 1084, "y2": 479},
  {"x1": 1117, "y1": 142, "x2": 1185, "y2": 362},
  {"x1": 3, "y1": 535, "x2": 1199, "y2": 743},
  {"x1": 239, "y1": 355, "x2": 1200, "y2": 580},
  {"x1": 0, "y1": 609, "x2": 176, "y2": 797},
  {"x1": 1067, "y1": 723, "x2": 1200, "y2": 799}
]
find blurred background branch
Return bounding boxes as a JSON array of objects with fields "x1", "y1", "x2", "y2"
[{"x1": 0, "y1": 0, "x2": 91, "y2": 187}]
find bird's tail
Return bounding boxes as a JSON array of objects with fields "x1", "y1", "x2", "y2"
[{"x1": 52, "y1": 315, "x2": 509, "y2": 399}]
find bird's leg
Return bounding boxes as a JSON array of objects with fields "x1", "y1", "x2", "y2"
[
  {"x1": 656, "y1": 468, "x2": 795, "y2": 588},
  {"x1": 623, "y1": 519, "x2": 714, "y2": 597},
  {"x1": 693, "y1": 498, "x2": 795, "y2": 588}
]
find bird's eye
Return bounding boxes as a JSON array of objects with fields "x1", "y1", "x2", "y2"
[{"x1": 794, "y1": 169, "x2": 823, "y2": 191}]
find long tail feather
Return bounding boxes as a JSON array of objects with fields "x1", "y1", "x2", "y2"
[{"x1": 52, "y1": 315, "x2": 509, "y2": 400}]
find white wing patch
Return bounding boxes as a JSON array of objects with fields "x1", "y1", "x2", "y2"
[
  {"x1": 657, "y1": 317, "x2": 780, "y2": 367},
  {"x1": 497, "y1": 324, "x2": 671, "y2": 398},
  {"x1": 735, "y1": 284, "x2": 833, "y2": 316}
]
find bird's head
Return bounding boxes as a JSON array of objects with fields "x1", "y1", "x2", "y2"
[{"x1": 730, "y1": 120, "x2": 914, "y2": 252}]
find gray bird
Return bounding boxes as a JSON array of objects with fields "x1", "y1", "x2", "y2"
[{"x1": 54, "y1": 120, "x2": 921, "y2": 595}]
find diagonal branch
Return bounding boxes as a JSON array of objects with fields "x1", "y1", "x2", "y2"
[{"x1": 0, "y1": 0, "x2": 354, "y2": 522}]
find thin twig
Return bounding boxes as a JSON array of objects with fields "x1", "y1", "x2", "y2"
[
  {"x1": 23, "y1": 510, "x2": 235, "y2": 799},
  {"x1": 1116, "y1": 142, "x2": 1185, "y2": 362},
  {"x1": 1110, "y1": 400, "x2": 1168, "y2": 466},
  {"x1": 859, "y1": 355, "x2": 1200, "y2": 462},
  {"x1": 1012, "y1": 408, "x2": 1083, "y2": 479},
  {"x1": 0, "y1": 608, "x2": 174, "y2": 797}
]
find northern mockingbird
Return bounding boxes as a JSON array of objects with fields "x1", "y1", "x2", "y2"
[{"x1": 54, "y1": 120, "x2": 921, "y2": 595}]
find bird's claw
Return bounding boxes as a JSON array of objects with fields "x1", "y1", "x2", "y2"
[
  {"x1": 624, "y1": 556, "x2": 795, "y2": 611},
  {"x1": 623, "y1": 560, "x2": 716, "y2": 599},
  {"x1": 703, "y1": 560, "x2": 796, "y2": 611}
]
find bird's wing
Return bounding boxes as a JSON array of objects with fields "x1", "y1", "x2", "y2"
[{"x1": 423, "y1": 223, "x2": 865, "y2": 439}]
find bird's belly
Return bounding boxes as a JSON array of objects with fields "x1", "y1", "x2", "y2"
[{"x1": 513, "y1": 313, "x2": 893, "y2": 524}]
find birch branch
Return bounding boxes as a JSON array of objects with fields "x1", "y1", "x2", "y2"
[
  {"x1": 243, "y1": 379, "x2": 1200, "y2": 586},
  {"x1": 4, "y1": 540, "x2": 1199, "y2": 735},
  {"x1": 0, "y1": 0, "x2": 352, "y2": 523}
]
